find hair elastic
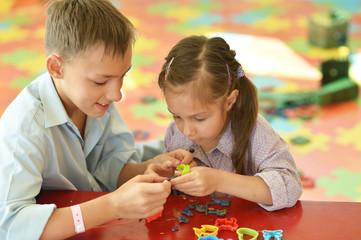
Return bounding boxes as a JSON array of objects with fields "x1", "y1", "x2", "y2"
[
  {"x1": 237, "y1": 65, "x2": 245, "y2": 78},
  {"x1": 165, "y1": 57, "x2": 174, "y2": 80},
  {"x1": 71, "y1": 204, "x2": 85, "y2": 234},
  {"x1": 226, "y1": 63, "x2": 231, "y2": 86}
]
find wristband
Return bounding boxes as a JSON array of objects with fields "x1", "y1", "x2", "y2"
[{"x1": 71, "y1": 204, "x2": 85, "y2": 234}]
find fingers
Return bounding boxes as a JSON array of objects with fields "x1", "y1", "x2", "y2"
[
  {"x1": 169, "y1": 149, "x2": 194, "y2": 165},
  {"x1": 140, "y1": 178, "x2": 172, "y2": 195},
  {"x1": 188, "y1": 159, "x2": 198, "y2": 168},
  {"x1": 170, "y1": 172, "x2": 193, "y2": 185},
  {"x1": 145, "y1": 162, "x2": 177, "y2": 178},
  {"x1": 134, "y1": 172, "x2": 167, "y2": 184}
]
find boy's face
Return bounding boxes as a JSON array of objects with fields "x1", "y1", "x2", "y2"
[
  {"x1": 165, "y1": 89, "x2": 229, "y2": 153},
  {"x1": 51, "y1": 44, "x2": 132, "y2": 119}
]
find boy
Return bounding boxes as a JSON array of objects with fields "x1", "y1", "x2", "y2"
[{"x1": 0, "y1": 0, "x2": 192, "y2": 239}]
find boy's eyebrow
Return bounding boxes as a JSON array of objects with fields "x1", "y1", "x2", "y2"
[{"x1": 95, "y1": 66, "x2": 131, "y2": 78}]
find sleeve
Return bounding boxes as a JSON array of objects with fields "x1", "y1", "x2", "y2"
[
  {"x1": 248, "y1": 116, "x2": 303, "y2": 211},
  {"x1": 91, "y1": 105, "x2": 142, "y2": 192},
  {"x1": 135, "y1": 139, "x2": 165, "y2": 162},
  {"x1": 163, "y1": 121, "x2": 176, "y2": 153},
  {"x1": 0, "y1": 133, "x2": 56, "y2": 240}
]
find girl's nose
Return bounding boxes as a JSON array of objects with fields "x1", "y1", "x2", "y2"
[{"x1": 182, "y1": 121, "x2": 195, "y2": 137}]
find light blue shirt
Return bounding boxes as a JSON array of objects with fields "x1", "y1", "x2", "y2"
[{"x1": 0, "y1": 73, "x2": 140, "y2": 239}]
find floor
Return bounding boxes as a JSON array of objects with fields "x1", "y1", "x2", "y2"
[{"x1": 1, "y1": 0, "x2": 361, "y2": 202}]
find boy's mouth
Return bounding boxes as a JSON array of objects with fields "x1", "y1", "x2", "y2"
[{"x1": 96, "y1": 102, "x2": 110, "y2": 110}]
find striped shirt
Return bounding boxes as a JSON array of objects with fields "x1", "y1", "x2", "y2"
[{"x1": 164, "y1": 114, "x2": 303, "y2": 211}]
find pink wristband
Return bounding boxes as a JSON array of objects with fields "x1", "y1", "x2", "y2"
[{"x1": 70, "y1": 204, "x2": 85, "y2": 234}]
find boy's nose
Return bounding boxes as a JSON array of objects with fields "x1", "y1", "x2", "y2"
[{"x1": 107, "y1": 80, "x2": 123, "y2": 102}]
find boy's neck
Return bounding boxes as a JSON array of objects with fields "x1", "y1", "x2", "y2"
[{"x1": 69, "y1": 110, "x2": 87, "y2": 138}]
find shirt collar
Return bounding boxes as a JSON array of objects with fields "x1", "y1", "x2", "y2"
[
  {"x1": 213, "y1": 121, "x2": 233, "y2": 157},
  {"x1": 38, "y1": 72, "x2": 70, "y2": 128}
]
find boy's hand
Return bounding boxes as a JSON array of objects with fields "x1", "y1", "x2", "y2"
[
  {"x1": 110, "y1": 174, "x2": 171, "y2": 219},
  {"x1": 169, "y1": 167, "x2": 219, "y2": 196}
]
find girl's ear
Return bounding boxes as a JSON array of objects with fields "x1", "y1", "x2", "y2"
[
  {"x1": 226, "y1": 89, "x2": 239, "y2": 111},
  {"x1": 46, "y1": 54, "x2": 63, "y2": 79}
]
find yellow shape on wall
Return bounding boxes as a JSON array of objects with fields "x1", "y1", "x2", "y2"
[
  {"x1": 0, "y1": 0, "x2": 14, "y2": 15},
  {"x1": 336, "y1": 123, "x2": 361, "y2": 151},
  {"x1": 254, "y1": 16, "x2": 291, "y2": 33},
  {"x1": 0, "y1": 26, "x2": 29, "y2": 43},
  {"x1": 123, "y1": 69, "x2": 156, "y2": 91},
  {"x1": 283, "y1": 127, "x2": 330, "y2": 154}
]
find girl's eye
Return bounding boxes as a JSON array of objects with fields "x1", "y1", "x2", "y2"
[
  {"x1": 195, "y1": 118, "x2": 205, "y2": 122},
  {"x1": 94, "y1": 81, "x2": 106, "y2": 86}
]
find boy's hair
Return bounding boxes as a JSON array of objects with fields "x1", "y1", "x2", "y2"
[
  {"x1": 158, "y1": 35, "x2": 258, "y2": 174},
  {"x1": 45, "y1": 0, "x2": 135, "y2": 61}
]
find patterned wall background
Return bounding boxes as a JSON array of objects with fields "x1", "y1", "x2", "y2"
[{"x1": 1, "y1": 0, "x2": 361, "y2": 202}]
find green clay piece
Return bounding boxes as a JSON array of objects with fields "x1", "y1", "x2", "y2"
[{"x1": 176, "y1": 164, "x2": 190, "y2": 175}]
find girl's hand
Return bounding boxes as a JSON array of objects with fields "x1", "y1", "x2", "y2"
[
  {"x1": 170, "y1": 167, "x2": 220, "y2": 196},
  {"x1": 109, "y1": 174, "x2": 171, "y2": 219},
  {"x1": 144, "y1": 149, "x2": 196, "y2": 177},
  {"x1": 145, "y1": 161, "x2": 175, "y2": 178}
]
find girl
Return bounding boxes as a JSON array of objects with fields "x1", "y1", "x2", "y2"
[{"x1": 158, "y1": 35, "x2": 302, "y2": 211}]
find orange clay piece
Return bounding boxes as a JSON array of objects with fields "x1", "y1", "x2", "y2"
[{"x1": 145, "y1": 210, "x2": 163, "y2": 223}]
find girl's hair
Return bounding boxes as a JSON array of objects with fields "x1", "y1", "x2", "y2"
[
  {"x1": 45, "y1": 0, "x2": 135, "y2": 62},
  {"x1": 158, "y1": 35, "x2": 258, "y2": 174}
]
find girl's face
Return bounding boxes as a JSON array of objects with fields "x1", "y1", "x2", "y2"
[
  {"x1": 50, "y1": 43, "x2": 132, "y2": 120},
  {"x1": 165, "y1": 88, "x2": 236, "y2": 153}
]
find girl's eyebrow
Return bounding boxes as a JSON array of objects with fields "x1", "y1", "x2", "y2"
[
  {"x1": 167, "y1": 108, "x2": 176, "y2": 115},
  {"x1": 167, "y1": 108, "x2": 207, "y2": 118}
]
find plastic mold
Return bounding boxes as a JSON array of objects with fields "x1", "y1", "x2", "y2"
[
  {"x1": 262, "y1": 230, "x2": 283, "y2": 240},
  {"x1": 214, "y1": 218, "x2": 238, "y2": 232},
  {"x1": 236, "y1": 228, "x2": 259, "y2": 240},
  {"x1": 193, "y1": 225, "x2": 219, "y2": 238}
]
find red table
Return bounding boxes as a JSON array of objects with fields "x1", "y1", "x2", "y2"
[{"x1": 37, "y1": 190, "x2": 361, "y2": 239}]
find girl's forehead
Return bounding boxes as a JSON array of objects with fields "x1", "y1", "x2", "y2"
[{"x1": 165, "y1": 89, "x2": 223, "y2": 114}]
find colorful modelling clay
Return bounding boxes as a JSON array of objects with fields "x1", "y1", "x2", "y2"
[
  {"x1": 177, "y1": 164, "x2": 190, "y2": 175},
  {"x1": 145, "y1": 210, "x2": 163, "y2": 223}
]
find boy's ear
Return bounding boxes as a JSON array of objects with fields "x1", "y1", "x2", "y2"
[
  {"x1": 46, "y1": 54, "x2": 63, "y2": 79},
  {"x1": 226, "y1": 89, "x2": 239, "y2": 111}
]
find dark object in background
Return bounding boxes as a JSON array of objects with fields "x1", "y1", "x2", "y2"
[
  {"x1": 308, "y1": 9, "x2": 350, "y2": 48},
  {"x1": 321, "y1": 59, "x2": 349, "y2": 85}
]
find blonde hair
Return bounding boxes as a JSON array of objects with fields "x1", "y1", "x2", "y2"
[
  {"x1": 159, "y1": 36, "x2": 258, "y2": 174},
  {"x1": 45, "y1": 0, "x2": 135, "y2": 62}
]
